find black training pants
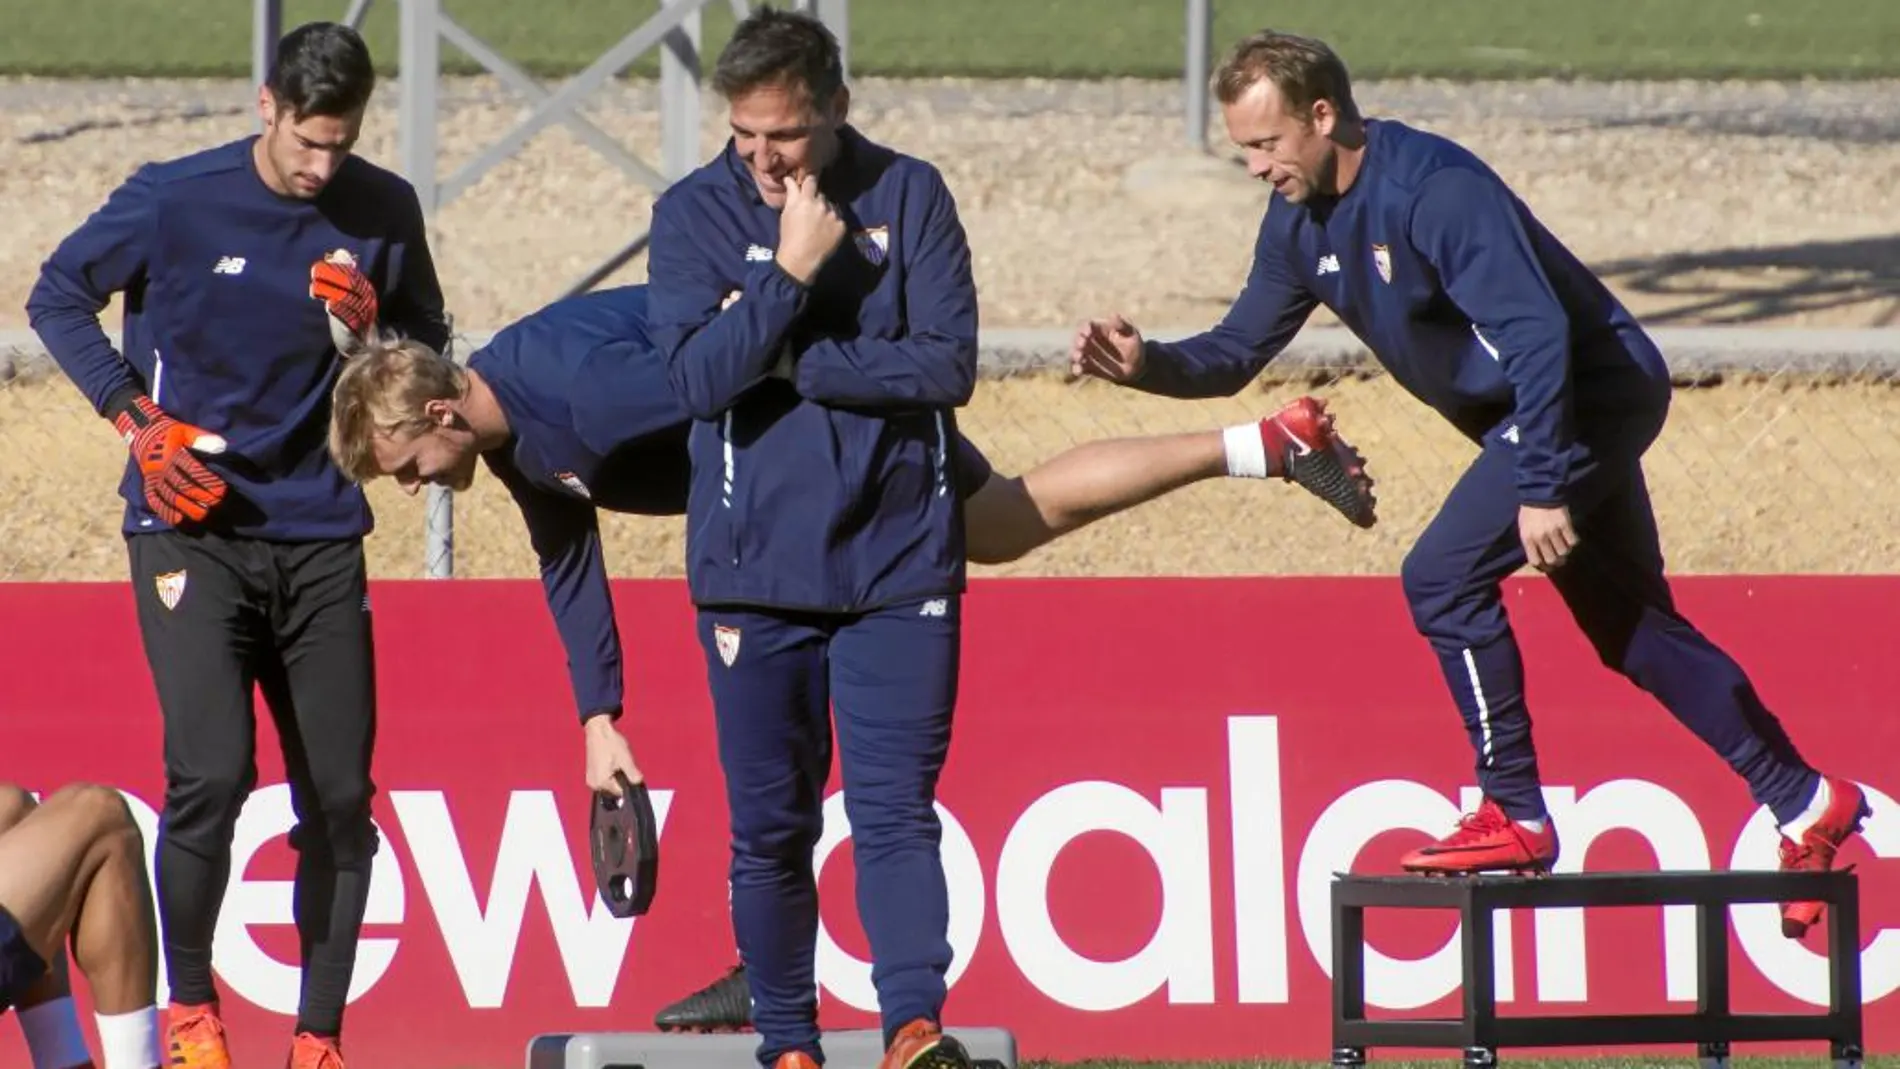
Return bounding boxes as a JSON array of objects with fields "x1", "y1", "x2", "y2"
[{"x1": 128, "y1": 530, "x2": 378, "y2": 1038}]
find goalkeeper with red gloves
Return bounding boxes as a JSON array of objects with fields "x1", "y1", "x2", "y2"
[{"x1": 24, "y1": 21, "x2": 446, "y2": 1069}]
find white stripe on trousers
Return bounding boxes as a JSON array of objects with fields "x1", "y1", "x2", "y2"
[{"x1": 1461, "y1": 646, "x2": 1494, "y2": 766}]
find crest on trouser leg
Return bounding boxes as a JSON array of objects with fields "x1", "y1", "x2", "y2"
[
  {"x1": 714, "y1": 624, "x2": 741, "y2": 667},
  {"x1": 154, "y1": 570, "x2": 187, "y2": 611}
]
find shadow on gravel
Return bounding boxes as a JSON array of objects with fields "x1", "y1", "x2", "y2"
[
  {"x1": 1592, "y1": 234, "x2": 1900, "y2": 325},
  {"x1": 1582, "y1": 111, "x2": 1900, "y2": 144}
]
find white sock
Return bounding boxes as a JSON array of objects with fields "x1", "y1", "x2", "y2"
[
  {"x1": 95, "y1": 1007, "x2": 160, "y2": 1069},
  {"x1": 1517, "y1": 818, "x2": 1547, "y2": 833},
  {"x1": 1223, "y1": 423, "x2": 1270, "y2": 479},
  {"x1": 1779, "y1": 778, "x2": 1832, "y2": 839},
  {"x1": 20, "y1": 997, "x2": 92, "y2": 1069}
]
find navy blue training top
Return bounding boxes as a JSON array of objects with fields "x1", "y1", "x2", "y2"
[
  {"x1": 467, "y1": 284, "x2": 693, "y2": 721},
  {"x1": 645, "y1": 124, "x2": 980, "y2": 613},
  {"x1": 26, "y1": 136, "x2": 449, "y2": 539},
  {"x1": 468, "y1": 284, "x2": 994, "y2": 721},
  {"x1": 1133, "y1": 118, "x2": 1671, "y2": 506}
]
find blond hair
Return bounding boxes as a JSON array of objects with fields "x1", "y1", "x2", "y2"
[
  {"x1": 1214, "y1": 29, "x2": 1361, "y2": 123},
  {"x1": 328, "y1": 333, "x2": 467, "y2": 483}
]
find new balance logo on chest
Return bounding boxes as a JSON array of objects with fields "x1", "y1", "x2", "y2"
[
  {"x1": 1316, "y1": 254, "x2": 1341, "y2": 275},
  {"x1": 212, "y1": 256, "x2": 246, "y2": 275}
]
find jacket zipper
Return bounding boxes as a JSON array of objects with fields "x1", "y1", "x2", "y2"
[{"x1": 721, "y1": 410, "x2": 740, "y2": 567}]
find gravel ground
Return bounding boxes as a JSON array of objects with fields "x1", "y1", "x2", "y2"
[
  {"x1": 2, "y1": 75, "x2": 1896, "y2": 581},
  {"x1": 3, "y1": 75, "x2": 1898, "y2": 337},
  {"x1": 7, "y1": 367, "x2": 1897, "y2": 582}
]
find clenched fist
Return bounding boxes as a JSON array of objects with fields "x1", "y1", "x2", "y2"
[
  {"x1": 774, "y1": 173, "x2": 846, "y2": 286},
  {"x1": 113, "y1": 395, "x2": 229, "y2": 526},
  {"x1": 1519, "y1": 503, "x2": 1579, "y2": 572}
]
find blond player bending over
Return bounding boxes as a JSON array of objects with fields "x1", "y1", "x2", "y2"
[{"x1": 328, "y1": 282, "x2": 1375, "y2": 784}]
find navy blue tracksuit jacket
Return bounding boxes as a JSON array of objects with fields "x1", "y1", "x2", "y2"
[
  {"x1": 645, "y1": 125, "x2": 980, "y2": 613},
  {"x1": 1132, "y1": 118, "x2": 1671, "y2": 506},
  {"x1": 27, "y1": 136, "x2": 449, "y2": 540},
  {"x1": 1133, "y1": 118, "x2": 1816, "y2": 828},
  {"x1": 467, "y1": 285, "x2": 693, "y2": 722}
]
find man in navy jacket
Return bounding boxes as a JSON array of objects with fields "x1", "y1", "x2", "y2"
[
  {"x1": 1074, "y1": 29, "x2": 1867, "y2": 939},
  {"x1": 24, "y1": 22, "x2": 447, "y2": 1069},
  {"x1": 641, "y1": 10, "x2": 983, "y2": 1068}
]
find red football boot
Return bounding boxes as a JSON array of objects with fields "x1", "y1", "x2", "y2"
[
  {"x1": 879, "y1": 1020, "x2": 974, "y2": 1069},
  {"x1": 288, "y1": 1033, "x2": 346, "y2": 1069},
  {"x1": 1400, "y1": 797, "x2": 1559, "y2": 875},
  {"x1": 1779, "y1": 776, "x2": 1872, "y2": 938},
  {"x1": 164, "y1": 1003, "x2": 231, "y2": 1069},
  {"x1": 1258, "y1": 396, "x2": 1378, "y2": 529}
]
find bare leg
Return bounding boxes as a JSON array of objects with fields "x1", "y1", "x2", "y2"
[
  {"x1": 0, "y1": 784, "x2": 158, "y2": 1016},
  {"x1": 0, "y1": 787, "x2": 96, "y2": 1069},
  {"x1": 0, "y1": 785, "x2": 68, "y2": 1009},
  {"x1": 965, "y1": 431, "x2": 1225, "y2": 564}
]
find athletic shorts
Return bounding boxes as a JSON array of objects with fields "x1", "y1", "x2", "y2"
[
  {"x1": 953, "y1": 434, "x2": 994, "y2": 496},
  {"x1": 0, "y1": 905, "x2": 48, "y2": 1015},
  {"x1": 611, "y1": 426, "x2": 994, "y2": 517}
]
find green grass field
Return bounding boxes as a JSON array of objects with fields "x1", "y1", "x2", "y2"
[{"x1": 4, "y1": 0, "x2": 1899, "y2": 80}]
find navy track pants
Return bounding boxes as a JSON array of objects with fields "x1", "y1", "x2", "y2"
[
  {"x1": 696, "y1": 596, "x2": 960, "y2": 1066},
  {"x1": 1399, "y1": 406, "x2": 1817, "y2": 825}
]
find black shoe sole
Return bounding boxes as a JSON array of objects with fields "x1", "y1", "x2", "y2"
[
  {"x1": 653, "y1": 1014, "x2": 753, "y2": 1033},
  {"x1": 904, "y1": 1037, "x2": 975, "y2": 1069},
  {"x1": 1290, "y1": 450, "x2": 1375, "y2": 529}
]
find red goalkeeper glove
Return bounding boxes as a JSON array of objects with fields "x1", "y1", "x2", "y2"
[
  {"x1": 112, "y1": 396, "x2": 229, "y2": 526},
  {"x1": 310, "y1": 254, "x2": 379, "y2": 353}
]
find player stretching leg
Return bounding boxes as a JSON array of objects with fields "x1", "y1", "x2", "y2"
[
  {"x1": 326, "y1": 282, "x2": 1373, "y2": 743},
  {"x1": 325, "y1": 283, "x2": 1375, "y2": 1036},
  {"x1": 0, "y1": 784, "x2": 163, "y2": 1069},
  {"x1": 26, "y1": 23, "x2": 450, "y2": 1069},
  {"x1": 1073, "y1": 28, "x2": 1865, "y2": 935}
]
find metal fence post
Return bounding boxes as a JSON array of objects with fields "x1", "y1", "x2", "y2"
[
  {"x1": 1185, "y1": 0, "x2": 1211, "y2": 152},
  {"x1": 662, "y1": 0, "x2": 703, "y2": 182},
  {"x1": 253, "y1": 0, "x2": 281, "y2": 130},
  {"x1": 819, "y1": 0, "x2": 850, "y2": 81},
  {"x1": 791, "y1": 0, "x2": 849, "y2": 79},
  {"x1": 399, "y1": 0, "x2": 453, "y2": 578}
]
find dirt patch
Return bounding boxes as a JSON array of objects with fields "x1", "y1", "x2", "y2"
[
  {"x1": 6, "y1": 369, "x2": 1895, "y2": 582},
  {"x1": 2, "y1": 76, "x2": 1897, "y2": 334},
  {"x1": 2, "y1": 75, "x2": 1895, "y2": 582}
]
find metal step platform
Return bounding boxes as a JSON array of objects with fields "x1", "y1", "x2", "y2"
[{"x1": 528, "y1": 1027, "x2": 1019, "y2": 1069}]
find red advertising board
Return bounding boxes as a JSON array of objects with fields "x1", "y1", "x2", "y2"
[{"x1": 0, "y1": 576, "x2": 1895, "y2": 1068}]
